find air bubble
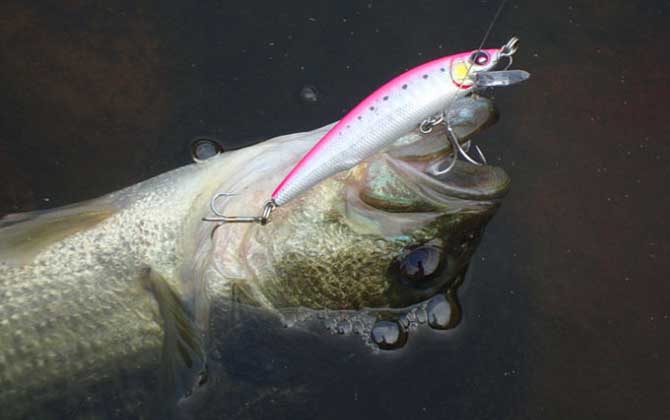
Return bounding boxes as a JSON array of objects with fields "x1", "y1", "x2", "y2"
[
  {"x1": 337, "y1": 319, "x2": 353, "y2": 335},
  {"x1": 415, "y1": 308, "x2": 428, "y2": 324},
  {"x1": 370, "y1": 320, "x2": 408, "y2": 350},
  {"x1": 426, "y1": 295, "x2": 454, "y2": 330},
  {"x1": 405, "y1": 310, "x2": 417, "y2": 323},
  {"x1": 324, "y1": 317, "x2": 338, "y2": 331},
  {"x1": 352, "y1": 319, "x2": 366, "y2": 335},
  {"x1": 190, "y1": 138, "x2": 223, "y2": 162},
  {"x1": 282, "y1": 312, "x2": 298, "y2": 328},
  {"x1": 299, "y1": 85, "x2": 320, "y2": 104}
]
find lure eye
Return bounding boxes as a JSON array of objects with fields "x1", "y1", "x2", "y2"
[
  {"x1": 470, "y1": 51, "x2": 490, "y2": 66},
  {"x1": 390, "y1": 245, "x2": 445, "y2": 289}
]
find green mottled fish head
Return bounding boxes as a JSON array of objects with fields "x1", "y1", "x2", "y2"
[{"x1": 205, "y1": 97, "x2": 509, "y2": 313}]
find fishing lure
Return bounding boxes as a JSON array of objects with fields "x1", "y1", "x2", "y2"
[{"x1": 203, "y1": 37, "x2": 527, "y2": 226}]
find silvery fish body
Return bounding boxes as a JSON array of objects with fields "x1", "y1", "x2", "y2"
[{"x1": 0, "y1": 98, "x2": 509, "y2": 418}]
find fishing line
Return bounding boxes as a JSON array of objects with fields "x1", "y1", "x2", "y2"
[
  {"x1": 458, "y1": 0, "x2": 510, "y2": 91},
  {"x1": 437, "y1": 0, "x2": 511, "y2": 172},
  {"x1": 475, "y1": 0, "x2": 510, "y2": 58}
]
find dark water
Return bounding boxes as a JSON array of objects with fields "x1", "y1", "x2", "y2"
[{"x1": 1, "y1": 1, "x2": 669, "y2": 419}]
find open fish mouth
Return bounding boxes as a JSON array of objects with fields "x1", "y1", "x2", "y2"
[
  {"x1": 386, "y1": 149, "x2": 510, "y2": 203},
  {"x1": 358, "y1": 143, "x2": 511, "y2": 213},
  {"x1": 357, "y1": 97, "x2": 510, "y2": 212}
]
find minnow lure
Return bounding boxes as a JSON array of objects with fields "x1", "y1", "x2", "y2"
[{"x1": 203, "y1": 37, "x2": 527, "y2": 227}]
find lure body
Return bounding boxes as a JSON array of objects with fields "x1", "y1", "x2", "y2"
[{"x1": 271, "y1": 47, "x2": 502, "y2": 207}]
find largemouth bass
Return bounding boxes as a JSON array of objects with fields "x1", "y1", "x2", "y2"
[{"x1": 0, "y1": 97, "x2": 509, "y2": 418}]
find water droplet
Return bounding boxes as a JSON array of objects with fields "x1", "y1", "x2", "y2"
[
  {"x1": 352, "y1": 319, "x2": 366, "y2": 335},
  {"x1": 337, "y1": 319, "x2": 353, "y2": 335},
  {"x1": 324, "y1": 317, "x2": 338, "y2": 331},
  {"x1": 405, "y1": 310, "x2": 417, "y2": 323},
  {"x1": 370, "y1": 320, "x2": 408, "y2": 350},
  {"x1": 426, "y1": 295, "x2": 454, "y2": 330},
  {"x1": 415, "y1": 308, "x2": 428, "y2": 324},
  {"x1": 299, "y1": 85, "x2": 320, "y2": 104},
  {"x1": 190, "y1": 138, "x2": 223, "y2": 162},
  {"x1": 282, "y1": 312, "x2": 297, "y2": 328}
]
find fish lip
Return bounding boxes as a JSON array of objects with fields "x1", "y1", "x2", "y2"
[
  {"x1": 425, "y1": 153, "x2": 511, "y2": 200},
  {"x1": 383, "y1": 152, "x2": 511, "y2": 203}
]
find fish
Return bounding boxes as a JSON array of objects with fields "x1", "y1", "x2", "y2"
[{"x1": 0, "y1": 96, "x2": 509, "y2": 418}]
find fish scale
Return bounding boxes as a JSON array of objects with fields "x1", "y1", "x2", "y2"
[
  {"x1": 0, "y1": 119, "x2": 510, "y2": 417},
  {"x1": 0, "y1": 162, "x2": 221, "y2": 418}
]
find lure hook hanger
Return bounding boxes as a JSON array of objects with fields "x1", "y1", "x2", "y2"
[{"x1": 203, "y1": 192, "x2": 276, "y2": 227}]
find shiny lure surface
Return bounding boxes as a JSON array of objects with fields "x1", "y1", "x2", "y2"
[{"x1": 205, "y1": 37, "x2": 527, "y2": 225}]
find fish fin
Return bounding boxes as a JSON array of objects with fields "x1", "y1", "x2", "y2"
[
  {"x1": 0, "y1": 196, "x2": 119, "y2": 265},
  {"x1": 141, "y1": 268, "x2": 206, "y2": 414}
]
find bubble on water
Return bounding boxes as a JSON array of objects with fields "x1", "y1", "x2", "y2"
[
  {"x1": 370, "y1": 320, "x2": 408, "y2": 350},
  {"x1": 406, "y1": 310, "x2": 418, "y2": 323},
  {"x1": 398, "y1": 315, "x2": 411, "y2": 329},
  {"x1": 324, "y1": 316, "x2": 338, "y2": 332},
  {"x1": 426, "y1": 294, "x2": 454, "y2": 330},
  {"x1": 281, "y1": 312, "x2": 298, "y2": 328},
  {"x1": 398, "y1": 310, "x2": 422, "y2": 331},
  {"x1": 299, "y1": 85, "x2": 320, "y2": 104},
  {"x1": 190, "y1": 138, "x2": 223, "y2": 162},
  {"x1": 337, "y1": 319, "x2": 353, "y2": 335},
  {"x1": 352, "y1": 319, "x2": 366, "y2": 335},
  {"x1": 415, "y1": 307, "x2": 428, "y2": 324}
]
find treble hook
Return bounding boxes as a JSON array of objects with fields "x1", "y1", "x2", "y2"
[
  {"x1": 203, "y1": 192, "x2": 276, "y2": 237},
  {"x1": 430, "y1": 122, "x2": 487, "y2": 176}
]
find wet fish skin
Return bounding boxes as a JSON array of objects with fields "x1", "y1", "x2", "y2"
[
  {"x1": 0, "y1": 152, "x2": 244, "y2": 417},
  {"x1": 0, "y1": 116, "x2": 508, "y2": 418}
]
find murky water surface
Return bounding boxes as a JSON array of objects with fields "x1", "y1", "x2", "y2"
[{"x1": 1, "y1": 1, "x2": 669, "y2": 419}]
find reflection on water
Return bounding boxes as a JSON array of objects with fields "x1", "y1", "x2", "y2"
[{"x1": 1, "y1": 0, "x2": 669, "y2": 419}]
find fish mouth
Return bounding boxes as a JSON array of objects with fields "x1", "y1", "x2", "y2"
[
  {"x1": 388, "y1": 148, "x2": 511, "y2": 201},
  {"x1": 357, "y1": 121, "x2": 510, "y2": 213}
]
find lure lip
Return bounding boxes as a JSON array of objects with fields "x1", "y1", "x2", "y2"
[{"x1": 474, "y1": 69, "x2": 531, "y2": 87}]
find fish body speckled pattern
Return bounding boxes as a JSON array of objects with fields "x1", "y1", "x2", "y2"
[{"x1": 0, "y1": 116, "x2": 510, "y2": 417}]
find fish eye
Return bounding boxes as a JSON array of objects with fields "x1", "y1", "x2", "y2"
[
  {"x1": 470, "y1": 51, "x2": 490, "y2": 66},
  {"x1": 389, "y1": 245, "x2": 446, "y2": 289}
]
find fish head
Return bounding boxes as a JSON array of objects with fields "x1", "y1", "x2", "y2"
[{"x1": 206, "y1": 97, "x2": 509, "y2": 315}]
